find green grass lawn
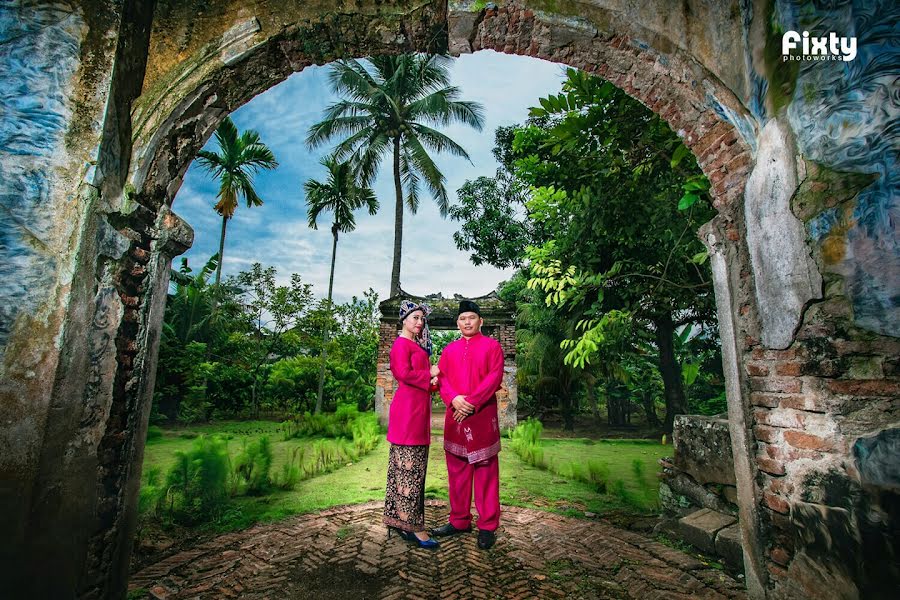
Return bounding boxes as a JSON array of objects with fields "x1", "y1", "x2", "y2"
[
  {"x1": 140, "y1": 421, "x2": 667, "y2": 534},
  {"x1": 540, "y1": 438, "x2": 668, "y2": 510}
]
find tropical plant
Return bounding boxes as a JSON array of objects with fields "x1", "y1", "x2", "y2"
[
  {"x1": 307, "y1": 54, "x2": 485, "y2": 296},
  {"x1": 305, "y1": 156, "x2": 378, "y2": 413},
  {"x1": 514, "y1": 69, "x2": 719, "y2": 433},
  {"x1": 196, "y1": 116, "x2": 278, "y2": 286}
]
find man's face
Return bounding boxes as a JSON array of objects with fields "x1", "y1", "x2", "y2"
[{"x1": 457, "y1": 311, "x2": 482, "y2": 337}]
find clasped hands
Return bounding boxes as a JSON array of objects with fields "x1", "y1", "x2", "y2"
[
  {"x1": 450, "y1": 395, "x2": 475, "y2": 423},
  {"x1": 429, "y1": 365, "x2": 475, "y2": 422}
]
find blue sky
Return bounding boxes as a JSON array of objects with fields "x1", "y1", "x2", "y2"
[{"x1": 173, "y1": 51, "x2": 566, "y2": 303}]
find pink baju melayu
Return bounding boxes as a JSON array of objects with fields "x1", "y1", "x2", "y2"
[
  {"x1": 387, "y1": 336, "x2": 433, "y2": 446},
  {"x1": 438, "y1": 331, "x2": 505, "y2": 532},
  {"x1": 384, "y1": 335, "x2": 434, "y2": 533}
]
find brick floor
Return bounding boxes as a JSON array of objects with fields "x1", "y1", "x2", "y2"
[{"x1": 129, "y1": 501, "x2": 746, "y2": 599}]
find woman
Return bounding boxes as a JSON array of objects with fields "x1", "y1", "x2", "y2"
[{"x1": 383, "y1": 300, "x2": 440, "y2": 549}]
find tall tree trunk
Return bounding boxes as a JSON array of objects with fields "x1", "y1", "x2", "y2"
[
  {"x1": 390, "y1": 137, "x2": 403, "y2": 297},
  {"x1": 586, "y1": 380, "x2": 602, "y2": 426},
  {"x1": 656, "y1": 313, "x2": 686, "y2": 434},
  {"x1": 315, "y1": 225, "x2": 339, "y2": 414},
  {"x1": 641, "y1": 391, "x2": 661, "y2": 429},
  {"x1": 215, "y1": 214, "x2": 228, "y2": 286}
]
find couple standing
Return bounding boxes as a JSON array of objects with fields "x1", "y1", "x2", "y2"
[{"x1": 383, "y1": 299, "x2": 504, "y2": 550}]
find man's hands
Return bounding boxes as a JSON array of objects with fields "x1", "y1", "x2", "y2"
[{"x1": 451, "y1": 395, "x2": 475, "y2": 423}]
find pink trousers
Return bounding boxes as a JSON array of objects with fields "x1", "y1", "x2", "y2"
[{"x1": 445, "y1": 451, "x2": 500, "y2": 532}]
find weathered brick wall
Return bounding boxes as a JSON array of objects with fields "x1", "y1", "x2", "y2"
[{"x1": 746, "y1": 302, "x2": 900, "y2": 598}]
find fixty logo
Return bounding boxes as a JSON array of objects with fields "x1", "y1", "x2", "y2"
[{"x1": 782, "y1": 31, "x2": 857, "y2": 62}]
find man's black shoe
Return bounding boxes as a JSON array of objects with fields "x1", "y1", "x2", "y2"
[
  {"x1": 430, "y1": 523, "x2": 472, "y2": 537},
  {"x1": 477, "y1": 529, "x2": 496, "y2": 550}
]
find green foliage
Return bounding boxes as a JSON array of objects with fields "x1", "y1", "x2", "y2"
[
  {"x1": 146, "y1": 425, "x2": 163, "y2": 441},
  {"x1": 138, "y1": 466, "x2": 165, "y2": 516},
  {"x1": 282, "y1": 405, "x2": 376, "y2": 440},
  {"x1": 232, "y1": 436, "x2": 275, "y2": 495},
  {"x1": 507, "y1": 420, "x2": 661, "y2": 509},
  {"x1": 164, "y1": 435, "x2": 231, "y2": 523},
  {"x1": 450, "y1": 171, "x2": 534, "y2": 269},
  {"x1": 513, "y1": 69, "x2": 721, "y2": 431}
]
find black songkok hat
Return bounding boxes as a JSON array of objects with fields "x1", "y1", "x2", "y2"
[{"x1": 457, "y1": 300, "x2": 481, "y2": 317}]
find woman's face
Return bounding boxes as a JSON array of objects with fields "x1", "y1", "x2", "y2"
[{"x1": 402, "y1": 310, "x2": 426, "y2": 336}]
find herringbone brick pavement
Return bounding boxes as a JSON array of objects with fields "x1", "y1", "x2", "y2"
[{"x1": 129, "y1": 501, "x2": 745, "y2": 599}]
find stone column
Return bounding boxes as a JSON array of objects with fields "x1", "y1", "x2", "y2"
[{"x1": 703, "y1": 225, "x2": 767, "y2": 599}]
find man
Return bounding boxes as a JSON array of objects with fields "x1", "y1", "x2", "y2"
[{"x1": 431, "y1": 300, "x2": 505, "y2": 549}]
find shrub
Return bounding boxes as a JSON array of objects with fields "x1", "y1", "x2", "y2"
[
  {"x1": 272, "y1": 447, "x2": 301, "y2": 490},
  {"x1": 508, "y1": 418, "x2": 546, "y2": 468},
  {"x1": 232, "y1": 436, "x2": 274, "y2": 495},
  {"x1": 164, "y1": 435, "x2": 230, "y2": 523},
  {"x1": 139, "y1": 466, "x2": 165, "y2": 516}
]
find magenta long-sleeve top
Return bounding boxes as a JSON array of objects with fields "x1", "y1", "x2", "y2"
[
  {"x1": 438, "y1": 332, "x2": 505, "y2": 462},
  {"x1": 387, "y1": 336, "x2": 433, "y2": 446}
]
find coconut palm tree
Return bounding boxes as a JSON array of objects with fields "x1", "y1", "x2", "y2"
[
  {"x1": 306, "y1": 54, "x2": 485, "y2": 296},
  {"x1": 305, "y1": 156, "x2": 379, "y2": 413},
  {"x1": 196, "y1": 116, "x2": 278, "y2": 287}
]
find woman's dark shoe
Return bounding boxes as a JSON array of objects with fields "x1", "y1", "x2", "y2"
[
  {"x1": 412, "y1": 535, "x2": 440, "y2": 550},
  {"x1": 431, "y1": 522, "x2": 472, "y2": 537},
  {"x1": 477, "y1": 529, "x2": 496, "y2": 550},
  {"x1": 387, "y1": 526, "x2": 415, "y2": 542}
]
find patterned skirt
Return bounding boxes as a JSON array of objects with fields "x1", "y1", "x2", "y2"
[{"x1": 383, "y1": 443, "x2": 429, "y2": 532}]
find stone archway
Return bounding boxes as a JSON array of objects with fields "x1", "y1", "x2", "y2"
[
  {"x1": 375, "y1": 291, "x2": 518, "y2": 429},
  {"x1": 1, "y1": 2, "x2": 897, "y2": 599}
]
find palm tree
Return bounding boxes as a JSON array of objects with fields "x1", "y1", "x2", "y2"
[
  {"x1": 306, "y1": 54, "x2": 485, "y2": 296},
  {"x1": 196, "y1": 116, "x2": 278, "y2": 287},
  {"x1": 305, "y1": 156, "x2": 379, "y2": 413}
]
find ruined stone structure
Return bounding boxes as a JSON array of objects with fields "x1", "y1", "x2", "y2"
[
  {"x1": 375, "y1": 291, "x2": 518, "y2": 430},
  {"x1": 0, "y1": 1, "x2": 896, "y2": 598}
]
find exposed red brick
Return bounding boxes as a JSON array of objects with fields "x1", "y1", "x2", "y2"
[
  {"x1": 750, "y1": 377, "x2": 802, "y2": 394},
  {"x1": 826, "y1": 379, "x2": 899, "y2": 397},
  {"x1": 752, "y1": 348, "x2": 799, "y2": 361},
  {"x1": 767, "y1": 562, "x2": 789, "y2": 581},
  {"x1": 119, "y1": 294, "x2": 139, "y2": 307},
  {"x1": 775, "y1": 362, "x2": 803, "y2": 376},
  {"x1": 767, "y1": 476, "x2": 793, "y2": 496},
  {"x1": 754, "y1": 425, "x2": 780, "y2": 443},
  {"x1": 754, "y1": 408, "x2": 805, "y2": 429},
  {"x1": 750, "y1": 393, "x2": 781, "y2": 408},
  {"x1": 763, "y1": 492, "x2": 790, "y2": 514},
  {"x1": 757, "y1": 457, "x2": 786, "y2": 476},
  {"x1": 783, "y1": 430, "x2": 833, "y2": 451},
  {"x1": 723, "y1": 151, "x2": 751, "y2": 173},
  {"x1": 130, "y1": 247, "x2": 150, "y2": 263},
  {"x1": 779, "y1": 394, "x2": 827, "y2": 413},
  {"x1": 770, "y1": 547, "x2": 791, "y2": 566},
  {"x1": 747, "y1": 363, "x2": 769, "y2": 377}
]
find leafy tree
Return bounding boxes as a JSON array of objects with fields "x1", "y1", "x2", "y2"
[
  {"x1": 196, "y1": 116, "x2": 278, "y2": 286},
  {"x1": 305, "y1": 156, "x2": 379, "y2": 413},
  {"x1": 226, "y1": 264, "x2": 314, "y2": 418},
  {"x1": 157, "y1": 256, "x2": 221, "y2": 419},
  {"x1": 307, "y1": 54, "x2": 485, "y2": 296},
  {"x1": 518, "y1": 69, "x2": 718, "y2": 433}
]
